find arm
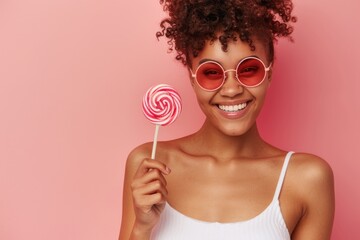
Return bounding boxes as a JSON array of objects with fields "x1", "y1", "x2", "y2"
[
  {"x1": 119, "y1": 145, "x2": 171, "y2": 240},
  {"x1": 291, "y1": 155, "x2": 335, "y2": 240}
]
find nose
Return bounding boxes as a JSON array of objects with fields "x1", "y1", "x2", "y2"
[{"x1": 220, "y1": 70, "x2": 244, "y2": 97}]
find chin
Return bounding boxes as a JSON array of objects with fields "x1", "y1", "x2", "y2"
[{"x1": 218, "y1": 124, "x2": 252, "y2": 137}]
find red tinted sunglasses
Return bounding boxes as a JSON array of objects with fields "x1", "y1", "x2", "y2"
[{"x1": 190, "y1": 57, "x2": 272, "y2": 91}]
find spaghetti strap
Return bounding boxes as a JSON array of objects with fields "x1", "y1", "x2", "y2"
[{"x1": 273, "y1": 151, "x2": 294, "y2": 201}]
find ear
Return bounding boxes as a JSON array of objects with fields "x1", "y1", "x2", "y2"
[
  {"x1": 267, "y1": 68, "x2": 273, "y2": 88},
  {"x1": 187, "y1": 68, "x2": 196, "y2": 88}
]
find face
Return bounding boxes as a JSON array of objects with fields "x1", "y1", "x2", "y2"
[{"x1": 189, "y1": 38, "x2": 272, "y2": 136}]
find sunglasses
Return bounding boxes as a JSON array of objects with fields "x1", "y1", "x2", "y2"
[{"x1": 190, "y1": 56, "x2": 272, "y2": 91}]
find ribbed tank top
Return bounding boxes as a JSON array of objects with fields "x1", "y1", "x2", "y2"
[{"x1": 151, "y1": 151, "x2": 294, "y2": 240}]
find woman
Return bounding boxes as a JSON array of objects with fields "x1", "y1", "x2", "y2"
[{"x1": 119, "y1": 0, "x2": 335, "y2": 239}]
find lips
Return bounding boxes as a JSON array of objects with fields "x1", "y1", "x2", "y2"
[
  {"x1": 215, "y1": 100, "x2": 252, "y2": 119},
  {"x1": 217, "y1": 100, "x2": 252, "y2": 112},
  {"x1": 218, "y1": 102, "x2": 248, "y2": 112}
]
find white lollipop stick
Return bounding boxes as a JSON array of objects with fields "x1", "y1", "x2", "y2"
[{"x1": 151, "y1": 124, "x2": 160, "y2": 159}]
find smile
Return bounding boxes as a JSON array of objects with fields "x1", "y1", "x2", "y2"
[{"x1": 218, "y1": 102, "x2": 248, "y2": 112}]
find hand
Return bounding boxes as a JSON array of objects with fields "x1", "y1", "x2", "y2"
[{"x1": 131, "y1": 158, "x2": 171, "y2": 231}]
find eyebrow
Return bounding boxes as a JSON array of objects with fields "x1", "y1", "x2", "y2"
[
  {"x1": 198, "y1": 58, "x2": 220, "y2": 65},
  {"x1": 197, "y1": 55, "x2": 260, "y2": 66}
]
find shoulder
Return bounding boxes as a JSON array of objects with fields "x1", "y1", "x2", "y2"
[
  {"x1": 288, "y1": 152, "x2": 334, "y2": 205},
  {"x1": 289, "y1": 152, "x2": 334, "y2": 184},
  {"x1": 125, "y1": 139, "x2": 182, "y2": 172},
  {"x1": 125, "y1": 142, "x2": 153, "y2": 173}
]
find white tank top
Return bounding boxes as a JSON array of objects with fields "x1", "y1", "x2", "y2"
[{"x1": 151, "y1": 152, "x2": 294, "y2": 240}]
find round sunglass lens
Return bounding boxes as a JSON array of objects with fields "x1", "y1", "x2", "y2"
[
  {"x1": 237, "y1": 58, "x2": 266, "y2": 86},
  {"x1": 196, "y1": 62, "x2": 224, "y2": 90}
]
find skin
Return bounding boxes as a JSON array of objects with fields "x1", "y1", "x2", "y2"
[{"x1": 119, "y1": 37, "x2": 335, "y2": 240}]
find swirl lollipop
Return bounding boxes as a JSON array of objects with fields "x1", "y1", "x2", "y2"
[{"x1": 142, "y1": 84, "x2": 182, "y2": 159}]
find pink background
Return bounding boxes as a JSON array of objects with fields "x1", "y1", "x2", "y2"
[{"x1": 0, "y1": 0, "x2": 359, "y2": 239}]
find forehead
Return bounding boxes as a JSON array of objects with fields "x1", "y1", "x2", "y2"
[{"x1": 191, "y1": 38, "x2": 268, "y2": 68}]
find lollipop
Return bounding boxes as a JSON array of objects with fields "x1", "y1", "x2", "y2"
[{"x1": 142, "y1": 84, "x2": 182, "y2": 159}]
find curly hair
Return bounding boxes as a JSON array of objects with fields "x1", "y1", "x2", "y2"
[{"x1": 156, "y1": 0, "x2": 297, "y2": 65}]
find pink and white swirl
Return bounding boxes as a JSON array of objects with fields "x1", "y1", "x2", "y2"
[{"x1": 142, "y1": 84, "x2": 182, "y2": 126}]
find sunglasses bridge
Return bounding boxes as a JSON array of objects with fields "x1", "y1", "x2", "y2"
[{"x1": 223, "y1": 69, "x2": 238, "y2": 78}]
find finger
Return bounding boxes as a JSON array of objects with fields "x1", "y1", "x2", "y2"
[
  {"x1": 134, "y1": 159, "x2": 171, "y2": 178},
  {"x1": 132, "y1": 169, "x2": 168, "y2": 189},
  {"x1": 133, "y1": 179, "x2": 168, "y2": 198},
  {"x1": 133, "y1": 183, "x2": 168, "y2": 207},
  {"x1": 135, "y1": 191, "x2": 167, "y2": 208}
]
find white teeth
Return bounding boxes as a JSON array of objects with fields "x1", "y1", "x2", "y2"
[{"x1": 218, "y1": 103, "x2": 247, "y2": 112}]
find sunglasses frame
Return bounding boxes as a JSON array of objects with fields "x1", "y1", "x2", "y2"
[{"x1": 190, "y1": 56, "x2": 272, "y2": 91}]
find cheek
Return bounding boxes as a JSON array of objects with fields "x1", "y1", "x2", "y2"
[
  {"x1": 194, "y1": 91, "x2": 209, "y2": 106},
  {"x1": 250, "y1": 84, "x2": 269, "y2": 107},
  {"x1": 193, "y1": 89, "x2": 213, "y2": 110},
  {"x1": 256, "y1": 80, "x2": 270, "y2": 96}
]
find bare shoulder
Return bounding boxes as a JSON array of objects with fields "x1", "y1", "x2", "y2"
[
  {"x1": 125, "y1": 139, "x2": 181, "y2": 171},
  {"x1": 125, "y1": 142, "x2": 153, "y2": 172},
  {"x1": 289, "y1": 152, "x2": 334, "y2": 185},
  {"x1": 287, "y1": 152, "x2": 335, "y2": 209}
]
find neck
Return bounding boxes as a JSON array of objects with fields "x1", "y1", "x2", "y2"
[{"x1": 189, "y1": 120, "x2": 268, "y2": 160}]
